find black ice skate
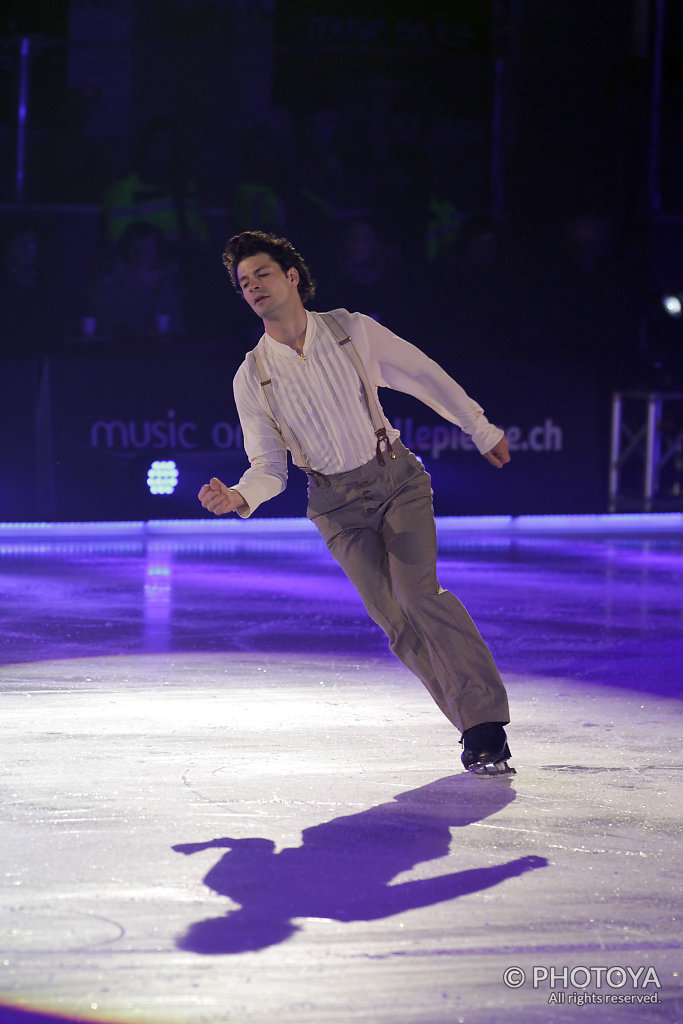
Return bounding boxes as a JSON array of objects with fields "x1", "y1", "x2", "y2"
[{"x1": 461, "y1": 722, "x2": 516, "y2": 777}]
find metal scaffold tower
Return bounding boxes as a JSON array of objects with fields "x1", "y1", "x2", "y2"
[{"x1": 609, "y1": 391, "x2": 683, "y2": 511}]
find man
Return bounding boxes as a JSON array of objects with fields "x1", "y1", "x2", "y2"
[{"x1": 199, "y1": 230, "x2": 514, "y2": 776}]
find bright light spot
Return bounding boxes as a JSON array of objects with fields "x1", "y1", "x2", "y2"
[
  {"x1": 661, "y1": 293, "x2": 682, "y2": 317},
  {"x1": 147, "y1": 564, "x2": 170, "y2": 576},
  {"x1": 147, "y1": 460, "x2": 178, "y2": 495}
]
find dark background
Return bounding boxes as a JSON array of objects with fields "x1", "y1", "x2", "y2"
[{"x1": 0, "y1": 0, "x2": 682, "y2": 520}]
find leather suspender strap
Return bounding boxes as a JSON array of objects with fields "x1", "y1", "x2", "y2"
[
  {"x1": 249, "y1": 349, "x2": 330, "y2": 486},
  {"x1": 319, "y1": 313, "x2": 396, "y2": 465}
]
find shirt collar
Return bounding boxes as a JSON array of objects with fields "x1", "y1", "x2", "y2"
[{"x1": 263, "y1": 310, "x2": 315, "y2": 360}]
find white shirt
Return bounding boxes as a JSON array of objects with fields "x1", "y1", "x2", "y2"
[{"x1": 231, "y1": 309, "x2": 504, "y2": 516}]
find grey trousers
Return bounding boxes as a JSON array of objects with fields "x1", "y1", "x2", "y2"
[{"x1": 306, "y1": 441, "x2": 510, "y2": 734}]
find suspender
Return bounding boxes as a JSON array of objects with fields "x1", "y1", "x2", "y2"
[
  {"x1": 249, "y1": 313, "x2": 395, "y2": 486},
  {"x1": 250, "y1": 348, "x2": 329, "y2": 486},
  {"x1": 319, "y1": 314, "x2": 395, "y2": 466}
]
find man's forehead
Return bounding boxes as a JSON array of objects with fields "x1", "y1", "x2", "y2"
[{"x1": 237, "y1": 252, "x2": 277, "y2": 277}]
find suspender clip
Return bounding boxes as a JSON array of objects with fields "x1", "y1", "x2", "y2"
[{"x1": 375, "y1": 428, "x2": 395, "y2": 466}]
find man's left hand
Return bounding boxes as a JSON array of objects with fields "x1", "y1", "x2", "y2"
[{"x1": 483, "y1": 435, "x2": 511, "y2": 468}]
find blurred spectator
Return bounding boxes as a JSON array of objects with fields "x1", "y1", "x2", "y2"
[
  {"x1": 287, "y1": 110, "x2": 345, "y2": 267},
  {"x1": 87, "y1": 222, "x2": 184, "y2": 345},
  {"x1": 563, "y1": 213, "x2": 614, "y2": 275},
  {"x1": 421, "y1": 115, "x2": 468, "y2": 267},
  {"x1": 314, "y1": 218, "x2": 414, "y2": 335},
  {"x1": 101, "y1": 116, "x2": 213, "y2": 342},
  {"x1": 534, "y1": 212, "x2": 637, "y2": 381},
  {"x1": 0, "y1": 217, "x2": 62, "y2": 355},
  {"x1": 424, "y1": 195, "x2": 463, "y2": 267},
  {"x1": 232, "y1": 123, "x2": 290, "y2": 235},
  {"x1": 445, "y1": 214, "x2": 533, "y2": 361},
  {"x1": 102, "y1": 117, "x2": 209, "y2": 257},
  {"x1": 297, "y1": 110, "x2": 352, "y2": 209},
  {"x1": 331, "y1": 75, "x2": 400, "y2": 215}
]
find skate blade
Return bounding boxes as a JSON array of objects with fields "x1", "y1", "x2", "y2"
[{"x1": 467, "y1": 759, "x2": 516, "y2": 777}]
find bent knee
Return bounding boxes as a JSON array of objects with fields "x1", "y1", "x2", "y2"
[{"x1": 395, "y1": 582, "x2": 444, "y2": 613}]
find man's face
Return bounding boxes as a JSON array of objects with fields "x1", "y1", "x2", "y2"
[{"x1": 236, "y1": 253, "x2": 298, "y2": 319}]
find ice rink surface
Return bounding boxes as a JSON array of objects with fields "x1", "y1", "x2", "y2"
[{"x1": 0, "y1": 516, "x2": 681, "y2": 1024}]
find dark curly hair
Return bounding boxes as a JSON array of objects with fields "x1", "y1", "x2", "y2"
[{"x1": 222, "y1": 231, "x2": 316, "y2": 304}]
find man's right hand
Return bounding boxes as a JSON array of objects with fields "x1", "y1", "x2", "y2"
[{"x1": 198, "y1": 478, "x2": 248, "y2": 516}]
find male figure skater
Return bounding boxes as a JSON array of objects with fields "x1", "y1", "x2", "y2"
[{"x1": 199, "y1": 231, "x2": 514, "y2": 776}]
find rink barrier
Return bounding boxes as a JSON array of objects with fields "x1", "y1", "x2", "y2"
[{"x1": 0, "y1": 513, "x2": 681, "y2": 539}]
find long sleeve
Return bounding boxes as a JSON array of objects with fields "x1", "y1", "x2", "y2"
[
  {"x1": 338, "y1": 311, "x2": 505, "y2": 455},
  {"x1": 230, "y1": 359, "x2": 288, "y2": 517}
]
